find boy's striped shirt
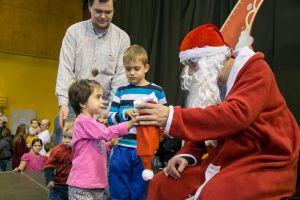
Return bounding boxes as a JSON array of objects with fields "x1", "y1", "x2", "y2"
[{"x1": 108, "y1": 83, "x2": 167, "y2": 148}]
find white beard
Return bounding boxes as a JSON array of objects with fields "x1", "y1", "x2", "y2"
[{"x1": 181, "y1": 54, "x2": 227, "y2": 108}]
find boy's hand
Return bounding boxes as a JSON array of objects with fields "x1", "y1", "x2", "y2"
[
  {"x1": 98, "y1": 110, "x2": 108, "y2": 125},
  {"x1": 125, "y1": 108, "x2": 139, "y2": 119},
  {"x1": 109, "y1": 137, "x2": 120, "y2": 147},
  {"x1": 47, "y1": 181, "x2": 55, "y2": 189}
]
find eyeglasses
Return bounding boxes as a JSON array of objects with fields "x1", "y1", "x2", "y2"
[{"x1": 181, "y1": 58, "x2": 200, "y2": 66}]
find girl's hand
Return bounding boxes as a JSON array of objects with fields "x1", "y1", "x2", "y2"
[
  {"x1": 125, "y1": 108, "x2": 139, "y2": 119},
  {"x1": 13, "y1": 167, "x2": 21, "y2": 172},
  {"x1": 126, "y1": 116, "x2": 139, "y2": 130}
]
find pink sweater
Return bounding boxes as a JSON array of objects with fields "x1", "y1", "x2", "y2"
[{"x1": 67, "y1": 114, "x2": 129, "y2": 189}]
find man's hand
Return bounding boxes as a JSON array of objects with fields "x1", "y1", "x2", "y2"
[
  {"x1": 125, "y1": 108, "x2": 139, "y2": 119},
  {"x1": 59, "y1": 105, "x2": 69, "y2": 128},
  {"x1": 136, "y1": 103, "x2": 169, "y2": 127},
  {"x1": 47, "y1": 181, "x2": 55, "y2": 189},
  {"x1": 163, "y1": 156, "x2": 189, "y2": 179}
]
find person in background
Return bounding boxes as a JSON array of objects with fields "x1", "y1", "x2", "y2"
[
  {"x1": 0, "y1": 126, "x2": 13, "y2": 171},
  {"x1": 12, "y1": 124, "x2": 30, "y2": 169},
  {"x1": 45, "y1": 119, "x2": 75, "y2": 200},
  {"x1": 67, "y1": 79, "x2": 137, "y2": 199},
  {"x1": 13, "y1": 138, "x2": 47, "y2": 172},
  {"x1": 37, "y1": 119, "x2": 51, "y2": 155},
  {"x1": 54, "y1": 0, "x2": 130, "y2": 145},
  {"x1": 0, "y1": 109, "x2": 8, "y2": 125},
  {"x1": 0, "y1": 114, "x2": 7, "y2": 140},
  {"x1": 27, "y1": 119, "x2": 40, "y2": 145}
]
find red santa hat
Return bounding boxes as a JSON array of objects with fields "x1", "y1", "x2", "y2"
[{"x1": 179, "y1": 24, "x2": 230, "y2": 63}]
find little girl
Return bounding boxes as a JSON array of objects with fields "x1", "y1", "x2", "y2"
[
  {"x1": 67, "y1": 79, "x2": 137, "y2": 199},
  {"x1": 13, "y1": 138, "x2": 47, "y2": 172}
]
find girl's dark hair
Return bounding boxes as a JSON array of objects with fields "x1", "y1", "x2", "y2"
[
  {"x1": 13, "y1": 124, "x2": 28, "y2": 146},
  {"x1": 68, "y1": 79, "x2": 102, "y2": 115},
  {"x1": 30, "y1": 138, "x2": 43, "y2": 148}
]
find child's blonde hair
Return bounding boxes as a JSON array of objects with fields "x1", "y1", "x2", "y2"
[
  {"x1": 63, "y1": 118, "x2": 75, "y2": 134},
  {"x1": 123, "y1": 44, "x2": 148, "y2": 65}
]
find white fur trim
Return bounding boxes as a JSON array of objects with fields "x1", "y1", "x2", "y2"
[
  {"x1": 164, "y1": 105, "x2": 174, "y2": 136},
  {"x1": 179, "y1": 46, "x2": 230, "y2": 63},
  {"x1": 226, "y1": 46, "x2": 255, "y2": 97},
  {"x1": 142, "y1": 169, "x2": 154, "y2": 181},
  {"x1": 175, "y1": 154, "x2": 197, "y2": 166},
  {"x1": 186, "y1": 164, "x2": 221, "y2": 200},
  {"x1": 204, "y1": 140, "x2": 218, "y2": 148}
]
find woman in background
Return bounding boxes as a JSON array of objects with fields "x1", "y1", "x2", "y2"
[{"x1": 12, "y1": 124, "x2": 29, "y2": 169}]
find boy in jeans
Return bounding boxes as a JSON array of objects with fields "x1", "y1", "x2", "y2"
[{"x1": 108, "y1": 44, "x2": 167, "y2": 200}]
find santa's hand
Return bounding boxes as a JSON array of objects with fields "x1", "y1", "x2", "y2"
[
  {"x1": 136, "y1": 103, "x2": 169, "y2": 127},
  {"x1": 163, "y1": 156, "x2": 188, "y2": 179}
]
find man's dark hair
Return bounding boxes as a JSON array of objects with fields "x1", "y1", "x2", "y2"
[
  {"x1": 68, "y1": 79, "x2": 102, "y2": 115},
  {"x1": 88, "y1": 0, "x2": 115, "y2": 7}
]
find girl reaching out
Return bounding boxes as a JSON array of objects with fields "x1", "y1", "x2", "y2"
[
  {"x1": 67, "y1": 79, "x2": 137, "y2": 199},
  {"x1": 13, "y1": 138, "x2": 47, "y2": 172}
]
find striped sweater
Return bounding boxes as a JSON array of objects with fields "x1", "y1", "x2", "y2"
[{"x1": 108, "y1": 83, "x2": 167, "y2": 148}]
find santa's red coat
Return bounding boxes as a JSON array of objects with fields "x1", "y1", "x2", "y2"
[{"x1": 147, "y1": 52, "x2": 300, "y2": 200}]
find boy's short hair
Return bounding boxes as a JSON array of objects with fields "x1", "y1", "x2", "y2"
[
  {"x1": 68, "y1": 79, "x2": 103, "y2": 115},
  {"x1": 123, "y1": 44, "x2": 148, "y2": 65},
  {"x1": 63, "y1": 118, "x2": 75, "y2": 134}
]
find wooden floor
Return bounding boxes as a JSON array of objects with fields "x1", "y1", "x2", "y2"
[{"x1": 0, "y1": 171, "x2": 48, "y2": 200}]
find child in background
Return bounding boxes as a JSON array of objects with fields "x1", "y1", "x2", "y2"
[
  {"x1": 12, "y1": 124, "x2": 29, "y2": 169},
  {"x1": 67, "y1": 79, "x2": 137, "y2": 199},
  {"x1": 44, "y1": 142, "x2": 55, "y2": 158},
  {"x1": 45, "y1": 119, "x2": 74, "y2": 200},
  {"x1": 108, "y1": 44, "x2": 167, "y2": 200},
  {"x1": 13, "y1": 138, "x2": 47, "y2": 172},
  {"x1": 27, "y1": 119, "x2": 40, "y2": 145}
]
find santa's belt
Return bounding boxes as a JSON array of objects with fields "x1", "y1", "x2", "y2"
[{"x1": 122, "y1": 134, "x2": 136, "y2": 140}]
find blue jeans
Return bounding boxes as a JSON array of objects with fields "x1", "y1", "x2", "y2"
[{"x1": 48, "y1": 185, "x2": 68, "y2": 200}]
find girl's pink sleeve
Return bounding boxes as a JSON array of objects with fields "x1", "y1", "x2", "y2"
[
  {"x1": 78, "y1": 118, "x2": 129, "y2": 141},
  {"x1": 21, "y1": 153, "x2": 29, "y2": 162}
]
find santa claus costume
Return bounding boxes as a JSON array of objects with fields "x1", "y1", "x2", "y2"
[{"x1": 147, "y1": 24, "x2": 300, "y2": 200}]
